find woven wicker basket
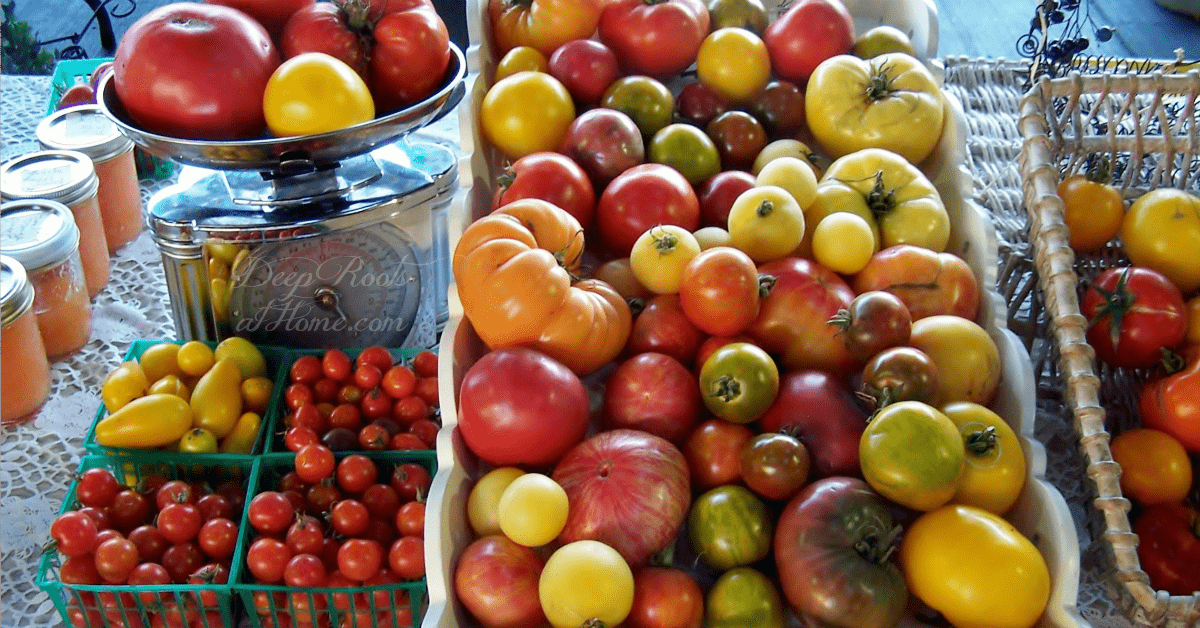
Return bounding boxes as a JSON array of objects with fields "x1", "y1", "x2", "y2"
[{"x1": 1017, "y1": 70, "x2": 1200, "y2": 628}]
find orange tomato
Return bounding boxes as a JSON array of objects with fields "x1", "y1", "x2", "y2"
[
  {"x1": 1109, "y1": 428, "x2": 1193, "y2": 505},
  {"x1": 1057, "y1": 173, "x2": 1124, "y2": 252}
]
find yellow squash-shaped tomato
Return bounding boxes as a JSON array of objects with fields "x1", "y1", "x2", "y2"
[
  {"x1": 95, "y1": 394, "x2": 193, "y2": 449},
  {"x1": 454, "y1": 199, "x2": 632, "y2": 376},
  {"x1": 101, "y1": 361, "x2": 149, "y2": 413},
  {"x1": 805, "y1": 52, "x2": 945, "y2": 165},
  {"x1": 900, "y1": 505, "x2": 1050, "y2": 628},
  {"x1": 941, "y1": 401, "x2": 1026, "y2": 515},
  {"x1": 820, "y1": 148, "x2": 949, "y2": 252},
  {"x1": 1121, "y1": 188, "x2": 1200, "y2": 293},
  {"x1": 219, "y1": 412, "x2": 262, "y2": 454},
  {"x1": 189, "y1": 358, "x2": 243, "y2": 439}
]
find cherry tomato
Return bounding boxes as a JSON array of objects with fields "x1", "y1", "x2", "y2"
[
  {"x1": 248, "y1": 491, "x2": 296, "y2": 535},
  {"x1": 396, "y1": 501, "x2": 426, "y2": 538},
  {"x1": 388, "y1": 536, "x2": 426, "y2": 580},
  {"x1": 1057, "y1": 167, "x2": 1125, "y2": 252},
  {"x1": 1081, "y1": 266, "x2": 1187, "y2": 369},
  {"x1": 411, "y1": 351, "x2": 438, "y2": 378},
  {"x1": 51, "y1": 511, "x2": 99, "y2": 557},
  {"x1": 338, "y1": 538, "x2": 384, "y2": 581},
  {"x1": 246, "y1": 537, "x2": 291, "y2": 583},
  {"x1": 197, "y1": 517, "x2": 239, "y2": 560},
  {"x1": 295, "y1": 443, "x2": 336, "y2": 483},
  {"x1": 290, "y1": 355, "x2": 323, "y2": 384},
  {"x1": 381, "y1": 364, "x2": 418, "y2": 399},
  {"x1": 157, "y1": 502, "x2": 203, "y2": 544},
  {"x1": 391, "y1": 463, "x2": 432, "y2": 502},
  {"x1": 76, "y1": 467, "x2": 121, "y2": 509}
]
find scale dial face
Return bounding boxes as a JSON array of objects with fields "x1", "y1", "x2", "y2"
[{"x1": 227, "y1": 222, "x2": 425, "y2": 348}]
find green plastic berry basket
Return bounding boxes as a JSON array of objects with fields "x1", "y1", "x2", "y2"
[{"x1": 35, "y1": 452, "x2": 257, "y2": 628}]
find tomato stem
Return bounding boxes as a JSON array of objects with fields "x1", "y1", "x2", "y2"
[
  {"x1": 1083, "y1": 153, "x2": 1113, "y2": 184},
  {"x1": 651, "y1": 229, "x2": 680, "y2": 254},
  {"x1": 709, "y1": 375, "x2": 741, "y2": 403},
  {"x1": 964, "y1": 426, "x2": 998, "y2": 456},
  {"x1": 864, "y1": 62, "x2": 898, "y2": 102},
  {"x1": 1084, "y1": 267, "x2": 1138, "y2": 352},
  {"x1": 853, "y1": 522, "x2": 903, "y2": 565},
  {"x1": 758, "y1": 274, "x2": 776, "y2": 298},
  {"x1": 756, "y1": 199, "x2": 776, "y2": 218},
  {"x1": 581, "y1": 620, "x2": 609, "y2": 628},
  {"x1": 865, "y1": 171, "x2": 897, "y2": 218}
]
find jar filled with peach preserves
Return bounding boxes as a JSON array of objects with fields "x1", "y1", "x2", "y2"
[
  {"x1": 37, "y1": 105, "x2": 143, "y2": 252},
  {"x1": 1, "y1": 255, "x2": 52, "y2": 425},
  {"x1": 1, "y1": 200, "x2": 93, "y2": 358}
]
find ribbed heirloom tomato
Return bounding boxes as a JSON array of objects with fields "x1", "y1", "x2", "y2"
[{"x1": 490, "y1": 0, "x2": 604, "y2": 57}]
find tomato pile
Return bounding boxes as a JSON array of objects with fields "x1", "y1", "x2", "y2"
[
  {"x1": 276, "y1": 347, "x2": 440, "y2": 453},
  {"x1": 110, "y1": 0, "x2": 455, "y2": 140},
  {"x1": 47, "y1": 463, "x2": 248, "y2": 628},
  {"x1": 445, "y1": 0, "x2": 1062, "y2": 624},
  {"x1": 93, "y1": 338, "x2": 274, "y2": 455},
  {"x1": 242, "y1": 450, "x2": 429, "y2": 628}
]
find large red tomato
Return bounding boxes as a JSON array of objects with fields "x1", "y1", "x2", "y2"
[
  {"x1": 113, "y1": 2, "x2": 281, "y2": 139},
  {"x1": 762, "y1": 0, "x2": 855, "y2": 84},
  {"x1": 1080, "y1": 266, "x2": 1188, "y2": 369},
  {"x1": 748, "y1": 257, "x2": 857, "y2": 376},
  {"x1": 597, "y1": 0, "x2": 710, "y2": 79},
  {"x1": 757, "y1": 369, "x2": 868, "y2": 478},
  {"x1": 207, "y1": 0, "x2": 313, "y2": 35},
  {"x1": 457, "y1": 348, "x2": 589, "y2": 468},
  {"x1": 369, "y1": 4, "x2": 453, "y2": 113},
  {"x1": 281, "y1": 2, "x2": 369, "y2": 77},
  {"x1": 454, "y1": 535, "x2": 546, "y2": 628},
  {"x1": 603, "y1": 352, "x2": 701, "y2": 445},
  {"x1": 553, "y1": 429, "x2": 691, "y2": 568},
  {"x1": 493, "y1": 152, "x2": 597, "y2": 229},
  {"x1": 596, "y1": 163, "x2": 701, "y2": 257}
]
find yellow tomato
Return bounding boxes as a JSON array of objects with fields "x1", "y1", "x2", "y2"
[
  {"x1": 909, "y1": 315, "x2": 1001, "y2": 406},
  {"x1": 900, "y1": 505, "x2": 1051, "y2": 628},
  {"x1": 481, "y1": 71, "x2": 576, "y2": 160},
  {"x1": 138, "y1": 342, "x2": 184, "y2": 384},
  {"x1": 811, "y1": 212, "x2": 876, "y2": 275},
  {"x1": 1121, "y1": 188, "x2": 1200, "y2": 293},
  {"x1": 495, "y1": 45, "x2": 548, "y2": 82},
  {"x1": 629, "y1": 225, "x2": 702, "y2": 295},
  {"x1": 101, "y1": 361, "x2": 149, "y2": 412},
  {"x1": 467, "y1": 467, "x2": 526, "y2": 537},
  {"x1": 859, "y1": 400, "x2": 966, "y2": 511},
  {"x1": 696, "y1": 27, "x2": 771, "y2": 103},
  {"x1": 727, "y1": 185, "x2": 805, "y2": 263},
  {"x1": 1056, "y1": 173, "x2": 1124, "y2": 252},
  {"x1": 176, "y1": 341, "x2": 216, "y2": 377},
  {"x1": 693, "y1": 226, "x2": 732, "y2": 250},
  {"x1": 755, "y1": 156, "x2": 818, "y2": 209},
  {"x1": 806, "y1": 52, "x2": 945, "y2": 165},
  {"x1": 794, "y1": 181, "x2": 881, "y2": 259},
  {"x1": 94, "y1": 394, "x2": 193, "y2": 449},
  {"x1": 752, "y1": 139, "x2": 822, "y2": 178},
  {"x1": 1110, "y1": 428, "x2": 1193, "y2": 506},
  {"x1": 539, "y1": 540, "x2": 635, "y2": 628},
  {"x1": 214, "y1": 336, "x2": 267, "y2": 379},
  {"x1": 219, "y1": 412, "x2": 262, "y2": 455},
  {"x1": 148, "y1": 375, "x2": 191, "y2": 402},
  {"x1": 497, "y1": 473, "x2": 570, "y2": 547},
  {"x1": 189, "y1": 358, "x2": 244, "y2": 439},
  {"x1": 263, "y1": 52, "x2": 375, "y2": 137},
  {"x1": 178, "y1": 428, "x2": 219, "y2": 454},
  {"x1": 941, "y1": 401, "x2": 1027, "y2": 515},
  {"x1": 240, "y1": 376, "x2": 274, "y2": 415}
]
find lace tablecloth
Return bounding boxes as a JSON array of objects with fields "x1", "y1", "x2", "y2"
[{"x1": 0, "y1": 62, "x2": 1137, "y2": 628}]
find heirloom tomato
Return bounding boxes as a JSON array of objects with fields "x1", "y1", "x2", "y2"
[
  {"x1": 1132, "y1": 502, "x2": 1200, "y2": 596},
  {"x1": 281, "y1": 3, "x2": 368, "y2": 77},
  {"x1": 749, "y1": 80, "x2": 806, "y2": 137},
  {"x1": 1109, "y1": 428, "x2": 1192, "y2": 505},
  {"x1": 547, "y1": 39, "x2": 620, "y2": 105},
  {"x1": 454, "y1": 535, "x2": 546, "y2": 628},
  {"x1": 1080, "y1": 266, "x2": 1187, "y2": 370},
  {"x1": 602, "y1": 352, "x2": 701, "y2": 445},
  {"x1": 559, "y1": 108, "x2": 646, "y2": 188},
  {"x1": 625, "y1": 294, "x2": 704, "y2": 366},
  {"x1": 758, "y1": 369, "x2": 868, "y2": 478},
  {"x1": 762, "y1": 0, "x2": 854, "y2": 84},
  {"x1": 1056, "y1": 166, "x2": 1124, "y2": 252},
  {"x1": 683, "y1": 418, "x2": 755, "y2": 490},
  {"x1": 827, "y1": 290, "x2": 912, "y2": 362},
  {"x1": 811, "y1": 212, "x2": 876, "y2": 274},
  {"x1": 208, "y1": 0, "x2": 313, "y2": 35},
  {"x1": 697, "y1": 341, "x2": 779, "y2": 424},
  {"x1": 819, "y1": 148, "x2": 950, "y2": 252},
  {"x1": 596, "y1": 163, "x2": 700, "y2": 257},
  {"x1": 859, "y1": 400, "x2": 966, "y2": 512},
  {"x1": 369, "y1": 3, "x2": 453, "y2": 113},
  {"x1": 626, "y1": 566, "x2": 704, "y2": 628},
  {"x1": 593, "y1": 258, "x2": 652, "y2": 301},
  {"x1": 678, "y1": 245, "x2": 763, "y2": 337},
  {"x1": 706, "y1": 0, "x2": 768, "y2": 34},
  {"x1": 726, "y1": 185, "x2": 805, "y2": 263},
  {"x1": 698, "y1": 170, "x2": 757, "y2": 228},
  {"x1": 739, "y1": 432, "x2": 810, "y2": 502},
  {"x1": 852, "y1": 244, "x2": 980, "y2": 321},
  {"x1": 601, "y1": 75, "x2": 676, "y2": 138},
  {"x1": 648, "y1": 123, "x2": 722, "y2": 186},
  {"x1": 496, "y1": 473, "x2": 569, "y2": 547},
  {"x1": 490, "y1": 0, "x2": 604, "y2": 58},
  {"x1": 909, "y1": 315, "x2": 1001, "y2": 406},
  {"x1": 263, "y1": 53, "x2": 375, "y2": 137},
  {"x1": 539, "y1": 541, "x2": 635, "y2": 628},
  {"x1": 705, "y1": 568, "x2": 785, "y2": 628},
  {"x1": 696, "y1": 27, "x2": 772, "y2": 104},
  {"x1": 688, "y1": 485, "x2": 773, "y2": 571},
  {"x1": 481, "y1": 71, "x2": 576, "y2": 160},
  {"x1": 493, "y1": 151, "x2": 596, "y2": 229},
  {"x1": 940, "y1": 401, "x2": 1026, "y2": 515},
  {"x1": 1121, "y1": 188, "x2": 1200, "y2": 293},
  {"x1": 467, "y1": 467, "x2": 526, "y2": 537},
  {"x1": 598, "y1": 0, "x2": 709, "y2": 79},
  {"x1": 676, "y1": 80, "x2": 730, "y2": 128},
  {"x1": 113, "y1": 2, "x2": 280, "y2": 140},
  {"x1": 806, "y1": 53, "x2": 945, "y2": 165},
  {"x1": 1139, "y1": 346, "x2": 1200, "y2": 453},
  {"x1": 629, "y1": 225, "x2": 702, "y2": 295},
  {"x1": 773, "y1": 477, "x2": 907, "y2": 628},
  {"x1": 748, "y1": 256, "x2": 857, "y2": 376},
  {"x1": 859, "y1": 346, "x2": 940, "y2": 408},
  {"x1": 900, "y1": 505, "x2": 1051, "y2": 628},
  {"x1": 495, "y1": 45, "x2": 549, "y2": 82},
  {"x1": 706, "y1": 110, "x2": 768, "y2": 172}
]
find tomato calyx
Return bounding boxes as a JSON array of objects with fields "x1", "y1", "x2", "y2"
[
  {"x1": 864, "y1": 62, "x2": 900, "y2": 102},
  {"x1": 1082, "y1": 153, "x2": 1113, "y2": 184},
  {"x1": 964, "y1": 426, "x2": 998, "y2": 456},
  {"x1": 759, "y1": 273, "x2": 777, "y2": 298},
  {"x1": 1084, "y1": 267, "x2": 1140, "y2": 353},
  {"x1": 853, "y1": 521, "x2": 903, "y2": 565},
  {"x1": 708, "y1": 374, "x2": 743, "y2": 403},
  {"x1": 649, "y1": 228, "x2": 683, "y2": 255}
]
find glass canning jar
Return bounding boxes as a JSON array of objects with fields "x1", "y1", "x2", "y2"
[{"x1": 1, "y1": 255, "x2": 52, "y2": 425}]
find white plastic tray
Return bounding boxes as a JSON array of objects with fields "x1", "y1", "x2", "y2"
[{"x1": 423, "y1": 0, "x2": 1088, "y2": 626}]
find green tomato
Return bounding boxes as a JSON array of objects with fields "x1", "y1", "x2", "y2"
[
  {"x1": 601, "y1": 75, "x2": 675, "y2": 137},
  {"x1": 705, "y1": 567, "x2": 785, "y2": 628},
  {"x1": 859, "y1": 400, "x2": 966, "y2": 512},
  {"x1": 688, "y1": 485, "x2": 772, "y2": 571},
  {"x1": 698, "y1": 342, "x2": 779, "y2": 424},
  {"x1": 649, "y1": 123, "x2": 722, "y2": 185}
]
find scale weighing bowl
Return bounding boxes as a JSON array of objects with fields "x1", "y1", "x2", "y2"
[{"x1": 97, "y1": 43, "x2": 466, "y2": 172}]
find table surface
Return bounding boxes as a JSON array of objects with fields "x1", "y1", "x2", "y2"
[{"x1": 0, "y1": 59, "x2": 1170, "y2": 628}]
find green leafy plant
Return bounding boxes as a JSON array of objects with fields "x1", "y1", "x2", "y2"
[{"x1": 2, "y1": 0, "x2": 56, "y2": 74}]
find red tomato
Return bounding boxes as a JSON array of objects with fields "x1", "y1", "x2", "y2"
[
  {"x1": 548, "y1": 39, "x2": 621, "y2": 106},
  {"x1": 597, "y1": 0, "x2": 709, "y2": 79},
  {"x1": 489, "y1": 0, "x2": 604, "y2": 57},
  {"x1": 596, "y1": 163, "x2": 701, "y2": 257},
  {"x1": 494, "y1": 152, "x2": 597, "y2": 229},
  {"x1": 627, "y1": 566, "x2": 705, "y2": 628},
  {"x1": 51, "y1": 511, "x2": 99, "y2": 558},
  {"x1": 625, "y1": 294, "x2": 704, "y2": 367},
  {"x1": 748, "y1": 257, "x2": 858, "y2": 376},
  {"x1": 248, "y1": 491, "x2": 296, "y2": 535},
  {"x1": 208, "y1": 0, "x2": 314, "y2": 35},
  {"x1": 706, "y1": 111, "x2": 768, "y2": 171},
  {"x1": 338, "y1": 538, "x2": 384, "y2": 581},
  {"x1": 197, "y1": 518, "x2": 239, "y2": 560},
  {"x1": 852, "y1": 244, "x2": 981, "y2": 322},
  {"x1": 113, "y1": 3, "x2": 280, "y2": 139},
  {"x1": 763, "y1": 0, "x2": 855, "y2": 84},
  {"x1": 281, "y1": 3, "x2": 368, "y2": 77},
  {"x1": 678, "y1": 246, "x2": 763, "y2": 336},
  {"x1": 603, "y1": 352, "x2": 701, "y2": 445},
  {"x1": 457, "y1": 348, "x2": 589, "y2": 467},
  {"x1": 1140, "y1": 346, "x2": 1200, "y2": 453},
  {"x1": 682, "y1": 418, "x2": 754, "y2": 490},
  {"x1": 453, "y1": 536, "x2": 547, "y2": 628},
  {"x1": 757, "y1": 369, "x2": 868, "y2": 478},
  {"x1": 560, "y1": 107, "x2": 646, "y2": 188},
  {"x1": 676, "y1": 80, "x2": 730, "y2": 128},
  {"x1": 1081, "y1": 266, "x2": 1188, "y2": 369},
  {"x1": 388, "y1": 536, "x2": 425, "y2": 579},
  {"x1": 697, "y1": 169, "x2": 756, "y2": 228},
  {"x1": 76, "y1": 467, "x2": 121, "y2": 509},
  {"x1": 246, "y1": 537, "x2": 291, "y2": 583},
  {"x1": 369, "y1": 4, "x2": 453, "y2": 113}
]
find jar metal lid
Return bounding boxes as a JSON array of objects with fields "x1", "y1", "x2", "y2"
[
  {"x1": 0, "y1": 149, "x2": 100, "y2": 206},
  {"x1": 0, "y1": 255, "x2": 36, "y2": 328},
  {"x1": 37, "y1": 104, "x2": 135, "y2": 163},
  {"x1": 0, "y1": 199, "x2": 82, "y2": 273}
]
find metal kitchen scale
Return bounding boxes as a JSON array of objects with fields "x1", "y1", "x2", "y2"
[{"x1": 97, "y1": 46, "x2": 466, "y2": 349}]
